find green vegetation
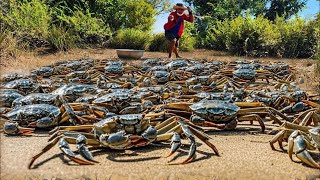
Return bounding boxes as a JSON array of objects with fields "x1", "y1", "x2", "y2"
[
  {"x1": 149, "y1": 33, "x2": 167, "y2": 52},
  {"x1": 0, "y1": 0, "x2": 318, "y2": 59},
  {"x1": 109, "y1": 29, "x2": 151, "y2": 50},
  {"x1": 199, "y1": 15, "x2": 319, "y2": 58}
]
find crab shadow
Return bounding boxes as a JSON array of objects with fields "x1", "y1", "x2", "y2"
[
  {"x1": 30, "y1": 141, "x2": 216, "y2": 169},
  {"x1": 204, "y1": 123, "x2": 276, "y2": 136}
]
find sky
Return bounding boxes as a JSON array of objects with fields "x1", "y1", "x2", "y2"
[{"x1": 153, "y1": 0, "x2": 320, "y2": 33}]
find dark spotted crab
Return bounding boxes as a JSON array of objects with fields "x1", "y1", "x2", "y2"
[{"x1": 28, "y1": 113, "x2": 219, "y2": 168}]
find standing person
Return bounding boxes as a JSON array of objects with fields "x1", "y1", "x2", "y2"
[{"x1": 164, "y1": 3, "x2": 194, "y2": 59}]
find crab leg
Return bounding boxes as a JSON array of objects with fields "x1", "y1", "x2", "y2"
[
  {"x1": 302, "y1": 100, "x2": 320, "y2": 108},
  {"x1": 49, "y1": 125, "x2": 94, "y2": 135},
  {"x1": 238, "y1": 114, "x2": 265, "y2": 132},
  {"x1": 28, "y1": 134, "x2": 99, "y2": 169},
  {"x1": 76, "y1": 134, "x2": 98, "y2": 163}
]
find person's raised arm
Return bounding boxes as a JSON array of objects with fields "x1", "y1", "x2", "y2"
[{"x1": 185, "y1": 6, "x2": 194, "y2": 23}]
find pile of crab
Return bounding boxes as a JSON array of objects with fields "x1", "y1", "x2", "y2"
[{"x1": 0, "y1": 58, "x2": 319, "y2": 169}]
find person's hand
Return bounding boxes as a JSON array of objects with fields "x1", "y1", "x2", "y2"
[
  {"x1": 168, "y1": 15, "x2": 174, "y2": 21},
  {"x1": 187, "y1": 6, "x2": 192, "y2": 13}
]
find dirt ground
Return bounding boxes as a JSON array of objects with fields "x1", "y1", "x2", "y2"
[{"x1": 1, "y1": 49, "x2": 319, "y2": 179}]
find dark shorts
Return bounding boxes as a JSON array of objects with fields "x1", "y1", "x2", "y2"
[{"x1": 165, "y1": 31, "x2": 180, "y2": 47}]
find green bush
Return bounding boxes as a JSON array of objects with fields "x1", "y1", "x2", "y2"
[
  {"x1": 204, "y1": 19, "x2": 230, "y2": 50},
  {"x1": 179, "y1": 23, "x2": 196, "y2": 51},
  {"x1": 109, "y1": 28, "x2": 151, "y2": 49},
  {"x1": 57, "y1": 10, "x2": 111, "y2": 44},
  {"x1": 225, "y1": 16, "x2": 280, "y2": 56},
  {"x1": 1, "y1": 0, "x2": 51, "y2": 39},
  {"x1": 201, "y1": 15, "x2": 318, "y2": 58},
  {"x1": 47, "y1": 26, "x2": 77, "y2": 51},
  {"x1": 0, "y1": 0, "x2": 51, "y2": 49},
  {"x1": 149, "y1": 33, "x2": 167, "y2": 52},
  {"x1": 275, "y1": 17, "x2": 314, "y2": 58}
]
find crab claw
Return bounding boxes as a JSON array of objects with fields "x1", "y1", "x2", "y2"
[
  {"x1": 28, "y1": 117, "x2": 54, "y2": 128},
  {"x1": 4, "y1": 122, "x2": 34, "y2": 135},
  {"x1": 59, "y1": 138, "x2": 94, "y2": 165},
  {"x1": 181, "y1": 137, "x2": 197, "y2": 164},
  {"x1": 166, "y1": 133, "x2": 181, "y2": 157},
  {"x1": 76, "y1": 134, "x2": 98, "y2": 163},
  {"x1": 288, "y1": 131, "x2": 320, "y2": 169}
]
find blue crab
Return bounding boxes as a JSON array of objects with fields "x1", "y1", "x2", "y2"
[
  {"x1": 3, "y1": 78, "x2": 41, "y2": 94},
  {"x1": 28, "y1": 113, "x2": 219, "y2": 168},
  {"x1": 11, "y1": 93, "x2": 60, "y2": 108},
  {"x1": 51, "y1": 84, "x2": 102, "y2": 102},
  {"x1": 163, "y1": 100, "x2": 289, "y2": 131}
]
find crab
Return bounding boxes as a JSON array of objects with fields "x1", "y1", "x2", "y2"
[
  {"x1": 51, "y1": 84, "x2": 102, "y2": 102},
  {"x1": 31, "y1": 66, "x2": 55, "y2": 77},
  {"x1": 2, "y1": 78, "x2": 42, "y2": 94},
  {"x1": 233, "y1": 69, "x2": 257, "y2": 81},
  {"x1": 28, "y1": 113, "x2": 219, "y2": 169},
  {"x1": 92, "y1": 91, "x2": 131, "y2": 113},
  {"x1": 0, "y1": 73, "x2": 26, "y2": 83},
  {"x1": 3, "y1": 96, "x2": 109, "y2": 135},
  {"x1": 141, "y1": 59, "x2": 162, "y2": 71},
  {"x1": 11, "y1": 93, "x2": 61, "y2": 108},
  {"x1": 102, "y1": 61, "x2": 141, "y2": 76},
  {"x1": 165, "y1": 59, "x2": 189, "y2": 70},
  {"x1": 162, "y1": 100, "x2": 288, "y2": 131},
  {"x1": 269, "y1": 108, "x2": 320, "y2": 169},
  {"x1": 0, "y1": 89, "x2": 24, "y2": 107},
  {"x1": 3, "y1": 104, "x2": 62, "y2": 130}
]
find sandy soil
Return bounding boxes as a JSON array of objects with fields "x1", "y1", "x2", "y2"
[{"x1": 1, "y1": 49, "x2": 319, "y2": 179}]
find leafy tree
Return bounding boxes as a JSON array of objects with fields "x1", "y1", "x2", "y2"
[
  {"x1": 263, "y1": 0, "x2": 307, "y2": 21},
  {"x1": 184, "y1": 0, "x2": 266, "y2": 20}
]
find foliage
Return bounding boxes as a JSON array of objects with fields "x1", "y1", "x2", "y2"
[
  {"x1": 109, "y1": 29, "x2": 151, "y2": 49},
  {"x1": 179, "y1": 22, "x2": 196, "y2": 51},
  {"x1": 263, "y1": 0, "x2": 307, "y2": 21},
  {"x1": 57, "y1": 9, "x2": 111, "y2": 44},
  {"x1": 0, "y1": 28, "x2": 19, "y2": 59},
  {"x1": 0, "y1": 0, "x2": 51, "y2": 39},
  {"x1": 84, "y1": 0, "x2": 156, "y2": 32},
  {"x1": 149, "y1": 33, "x2": 167, "y2": 52},
  {"x1": 124, "y1": 0, "x2": 156, "y2": 31},
  {"x1": 201, "y1": 15, "x2": 318, "y2": 58},
  {"x1": 47, "y1": 26, "x2": 77, "y2": 51},
  {"x1": 184, "y1": 0, "x2": 266, "y2": 21},
  {"x1": 275, "y1": 16, "x2": 319, "y2": 58}
]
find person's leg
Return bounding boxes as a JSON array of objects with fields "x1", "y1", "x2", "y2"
[
  {"x1": 165, "y1": 32, "x2": 176, "y2": 59},
  {"x1": 174, "y1": 38, "x2": 182, "y2": 58},
  {"x1": 168, "y1": 39, "x2": 176, "y2": 59}
]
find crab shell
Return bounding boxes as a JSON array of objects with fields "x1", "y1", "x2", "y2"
[
  {"x1": 52, "y1": 84, "x2": 100, "y2": 101},
  {"x1": 12, "y1": 93, "x2": 58, "y2": 108},
  {"x1": 0, "y1": 89, "x2": 24, "y2": 107},
  {"x1": 165, "y1": 60, "x2": 189, "y2": 70},
  {"x1": 190, "y1": 100, "x2": 240, "y2": 123},
  {"x1": 4, "y1": 79, "x2": 39, "y2": 93},
  {"x1": 6, "y1": 104, "x2": 60, "y2": 124},
  {"x1": 233, "y1": 69, "x2": 257, "y2": 80},
  {"x1": 152, "y1": 71, "x2": 170, "y2": 83}
]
